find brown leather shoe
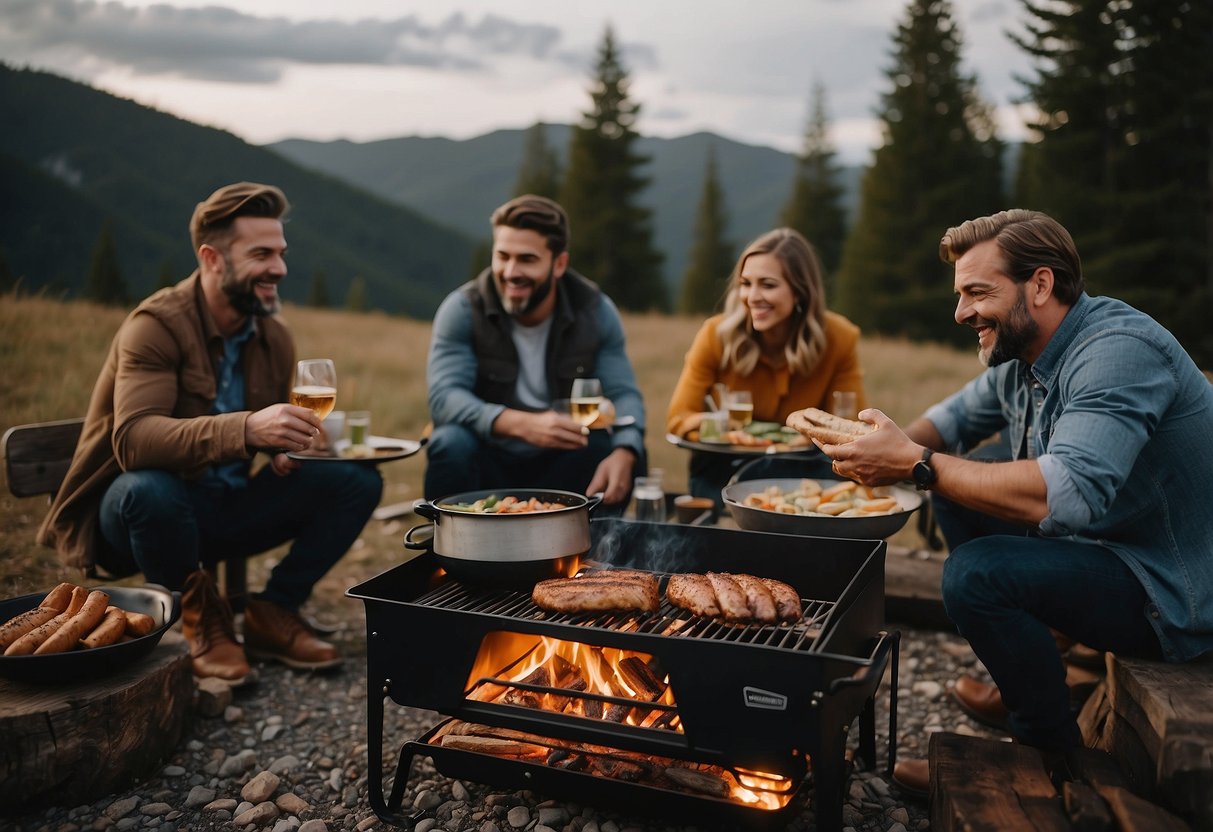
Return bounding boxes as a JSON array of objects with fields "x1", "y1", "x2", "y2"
[
  {"x1": 243, "y1": 598, "x2": 342, "y2": 670},
  {"x1": 953, "y1": 675, "x2": 1009, "y2": 730},
  {"x1": 891, "y1": 758, "x2": 929, "y2": 797},
  {"x1": 182, "y1": 570, "x2": 253, "y2": 684}
]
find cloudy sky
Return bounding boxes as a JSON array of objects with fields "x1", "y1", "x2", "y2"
[{"x1": 1, "y1": 0, "x2": 1036, "y2": 163}]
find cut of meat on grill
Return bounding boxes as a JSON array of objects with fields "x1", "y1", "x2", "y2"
[
  {"x1": 665, "y1": 574, "x2": 721, "y2": 618},
  {"x1": 532, "y1": 571, "x2": 660, "y2": 614},
  {"x1": 706, "y1": 573, "x2": 750, "y2": 621},
  {"x1": 759, "y1": 578, "x2": 803, "y2": 623},
  {"x1": 726, "y1": 573, "x2": 777, "y2": 624},
  {"x1": 666, "y1": 573, "x2": 803, "y2": 624}
]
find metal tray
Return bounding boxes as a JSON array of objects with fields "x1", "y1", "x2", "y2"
[
  {"x1": 722, "y1": 478, "x2": 922, "y2": 540},
  {"x1": 0, "y1": 585, "x2": 180, "y2": 684}
]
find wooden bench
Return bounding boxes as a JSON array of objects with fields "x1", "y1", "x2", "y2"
[{"x1": 2, "y1": 418, "x2": 248, "y2": 610}]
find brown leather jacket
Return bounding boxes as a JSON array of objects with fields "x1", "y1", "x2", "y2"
[{"x1": 37, "y1": 274, "x2": 295, "y2": 572}]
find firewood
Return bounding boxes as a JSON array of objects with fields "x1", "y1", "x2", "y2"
[
  {"x1": 619, "y1": 656, "x2": 665, "y2": 700},
  {"x1": 439, "y1": 734, "x2": 547, "y2": 758},
  {"x1": 593, "y1": 757, "x2": 646, "y2": 781},
  {"x1": 664, "y1": 766, "x2": 731, "y2": 797}
]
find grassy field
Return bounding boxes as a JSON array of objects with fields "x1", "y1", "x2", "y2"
[{"x1": 0, "y1": 290, "x2": 984, "y2": 604}]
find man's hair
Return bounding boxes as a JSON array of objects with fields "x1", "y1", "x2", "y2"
[
  {"x1": 939, "y1": 209, "x2": 1084, "y2": 304},
  {"x1": 491, "y1": 195, "x2": 569, "y2": 255},
  {"x1": 190, "y1": 182, "x2": 290, "y2": 252}
]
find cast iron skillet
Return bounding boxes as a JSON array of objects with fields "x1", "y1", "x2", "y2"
[{"x1": 0, "y1": 585, "x2": 181, "y2": 684}]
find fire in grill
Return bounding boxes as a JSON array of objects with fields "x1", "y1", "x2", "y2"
[{"x1": 349, "y1": 518, "x2": 899, "y2": 831}]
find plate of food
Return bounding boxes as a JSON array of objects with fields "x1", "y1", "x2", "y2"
[
  {"x1": 288, "y1": 435, "x2": 423, "y2": 464},
  {"x1": 722, "y1": 477, "x2": 922, "y2": 539},
  {"x1": 667, "y1": 421, "x2": 814, "y2": 455},
  {"x1": 0, "y1": 583, "x2": 180, "y2": 684}
]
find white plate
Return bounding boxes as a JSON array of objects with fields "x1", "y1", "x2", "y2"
[{"x1": 288, "y1": 435, "x2": 422, "y2": 464}]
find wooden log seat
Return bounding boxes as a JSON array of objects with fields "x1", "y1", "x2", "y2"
[{"x1": 0, "y1": 630, "x2": 192, "y2": 812}]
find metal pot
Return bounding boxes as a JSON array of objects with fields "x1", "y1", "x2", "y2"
[
  {"x1": 722, "y1": 478, "x2": 922, "y2": 540},
  {"x1": 404, "y1": 488, "x2": 603, "y2": 585}
]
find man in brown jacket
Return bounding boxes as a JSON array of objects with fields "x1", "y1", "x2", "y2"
[{"x1": 38, "y1": 182, "x2": 382, "y2": 683}]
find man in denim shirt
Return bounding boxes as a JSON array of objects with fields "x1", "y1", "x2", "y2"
[
  {"x1": 425, "y1": 195, "x2": 645, "y2": 508},
  {"x1": 817, "y1": 211, "x2": 1213, "y2": 766}
]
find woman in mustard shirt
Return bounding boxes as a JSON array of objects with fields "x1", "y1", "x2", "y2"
[{"x1": 666, "y1": 227, "x2": 867, "y2": 501}]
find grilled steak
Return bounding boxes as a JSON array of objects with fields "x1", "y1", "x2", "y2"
[
  {"x1": 759, "y1": 577, "x2": 803, "y2": 622},
  {"x1": 532, "y1": 571, "x2": 660, "y2": 614},
  {"x1": 666, "y1": 574, "x2": 721, "y2": 618},
  {"x1": 727, "y1": 573, "x2": 778, "y2": 624}
]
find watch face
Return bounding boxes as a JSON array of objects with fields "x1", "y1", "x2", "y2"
[{"x1": 913, "y1": 460, "x2": 935, "y2": 488}]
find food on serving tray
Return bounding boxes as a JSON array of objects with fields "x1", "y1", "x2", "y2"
[
  {"x1": 688, "y1": 420, "x2": 812, "y2": 449},
  {"x1": 441, "y1": 494, "x2": 566, "y2": 514},
  {"x1": 532, "y1": 570, "x2": 660, "y2": 614},
  {"x1": 737, "y1": 479, "x2": 903, "y2": 518},
  {"x1": 1, "y1": 583, "x2": 160, "y2": 656},
  {"x1": 785, "y1": 407, "x2": 874, "y2": 446},
  {"x1": 667, "y1": 572, "x2": 802, "y2": 624}
]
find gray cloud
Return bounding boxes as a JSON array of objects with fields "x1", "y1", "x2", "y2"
[{"x1": 0, "y1": 0, "x2": 648, "y2": 83}]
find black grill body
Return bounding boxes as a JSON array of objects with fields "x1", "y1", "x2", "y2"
[{"x1": 349, "y1": 519, "x2": 899, "y2": 831}]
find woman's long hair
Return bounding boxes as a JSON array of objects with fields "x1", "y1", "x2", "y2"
[{"x1": 716, "y1": 228, "x2": 828, "y2": 377}]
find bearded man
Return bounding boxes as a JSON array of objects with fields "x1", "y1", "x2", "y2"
[
  {"x1": 424, "y1": 195, "x2": 646, "y2": 508},
  {"x1": 39, "y1": 182, "x2": 382, "y2": 684},
  {"x1": 809, "y1": 209, "x2": 1213, "y2": 790}
]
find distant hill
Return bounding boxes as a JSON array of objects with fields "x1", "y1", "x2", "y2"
[
  {"x1": 0, "y1": 64, "x2": 475, "y2": 317},
  {"x1": 271, "y1": 128, "x2": 865, "y2": 291}
]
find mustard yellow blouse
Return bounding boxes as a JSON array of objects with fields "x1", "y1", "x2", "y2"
[{"x1": 666, "y1": 311, "x2": 867, "y2": 437}]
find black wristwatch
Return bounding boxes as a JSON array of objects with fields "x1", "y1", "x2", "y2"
[{"x1": 912, "y1": 447, "x2": 937, "y2": 491}]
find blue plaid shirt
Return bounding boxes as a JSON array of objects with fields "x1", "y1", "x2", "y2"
[{"x1": 206, "y1": 316, "x2": 257, "y2": 489}]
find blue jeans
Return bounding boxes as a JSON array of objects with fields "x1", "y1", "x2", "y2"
[
  {"x1": 424, "y1": 423, "x2": 639, "y2": 515},
  {"x1": 98, "y1": 463, "x2": 382, "y2": 610},
  {"x1": 942, "y1": 534, "x2": 1162, "y2": 749}
]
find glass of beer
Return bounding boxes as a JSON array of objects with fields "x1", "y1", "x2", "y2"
[
  {"x1": 291, "y1": 359, "x2": 337, "y2": 419},
  {"x1": 570, "y1": 378, "x2": 604, "y2": 427},
  {"x1": 726, "y1": 389, "x2": 753, "y2": 429}
]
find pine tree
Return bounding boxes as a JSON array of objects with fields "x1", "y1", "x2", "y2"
[
  {"x1": 1015, "y1": 0, "x2": 1213, "y2": 366},
  {"x1": 779, "y1": 82, "x2": 849, "y2": 288},
  {"x1": 344, "y1": 276, "x2": 368, "y2": 312},
  {"x1": 308, "y1": 269, "x2": 331, "y2": 308},
  {"x1": 514, "y1": 122, "x2": 563, "y2": 199},
  {"x1": 679, "y1": 146, "x2": 734, "y2": 315},
  {"x1": 561, "y1": 25, "x2": 666, "y2": 312},
  {"x1": 84, "y1": 222, "x2": 130, "y2": 306},
  {"x1": 835, "y1": 0, "x2": 1004, "y2": 345}
]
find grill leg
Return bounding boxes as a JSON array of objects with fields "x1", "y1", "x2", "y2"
[
  {"x1": 812, "y1": 730, "x2": 848, "y2": 832},
  {"x1": 366, "y1": 684, "x2": 426, "y2": 828},
  {"x1": 857, "y1": 696, "x2": 876, "y2": 770}
]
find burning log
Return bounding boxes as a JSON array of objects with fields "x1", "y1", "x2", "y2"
[
  {"x1": 664, "y1": 766, "x2": 732, "y2": 797},
  {"x1": 618, "y1": 656, "x2": 666, "y2": 700},
  {"x1": 501, "y1": 665, "x2": 550, "y2": 708},
  {"x1": 592, "y1": 757, "x2": 647, "y2": 781},
  {"x1": 439, "y1": 734, "x2": 547, "y2": 758}
]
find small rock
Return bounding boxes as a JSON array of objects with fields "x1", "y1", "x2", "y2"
[
  {"x1": 277, "y1": 793, "x2": 310, "y2": 815},
  {"x1": 507, "y1": 805, "x2": 531, "y2": 828},
  {"x1": 911, "y1": 680, "x2": 943, "y2": 700},
  {"x1": 224, "y1": 705, "x2": 244, "y2": 723},
  {"x1": 451, "y1": 781, "x2": 471, "y2": 802},
  {"x1": 162, "y1": 765, "x2": 186, "y2": 777},
  {"x1": 413, "y1": 820, "x2": 438, "y2": 832},
  {"x1": 298, "y1": 822, "x2": 329, "y2": 832},
  {"x1": 203, "y1": 798, "x2": 238, "y2": 812},
  {"x1": 888, "y1": 806, "x2": 911, "y2": 825},
  {"x1": 413, "y1": 789, "x2": 442, "y2": 811},
  {"x1": 269, "y1": 754, "x2": 302, "y2": 775},
  {"x1": 139, "y1": 803, "x2": 172, "y2": 817},
  {"x1": 242, "y1": 770, "x2": 282, "y2": 804},
  {"x1": 195, "y1": 677, "x2": 233, "y2": 717},
  {"x1": 184, "y1": 786, "x2": 215, "y2": 809},
  {"x1": 355, "y1": 816, "x2": 379, "y2": 831},
  {"x1": 233, "y1": 801, "x2": 280, "y2": 826},
  {"x1": 104, "y1": 797, "x2": 139, "y2": 820}
]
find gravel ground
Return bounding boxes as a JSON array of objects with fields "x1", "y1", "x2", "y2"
[{"x1": 7, "y1": 601, "x2": 1001, "y2": 832}]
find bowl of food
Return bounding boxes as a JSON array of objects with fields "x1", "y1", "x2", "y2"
[
  {"x1": 0, "y1": 583, "x2": 180, "y2": 684},
  {"x1": 722, "y1": 477, "x2": 922, "y2": 539}
]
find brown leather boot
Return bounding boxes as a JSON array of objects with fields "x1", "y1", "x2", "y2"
[
  {"x1": 952, "y1": 675, "x2": 1010, "y2": 730},
  {"x1": 243, "y1": 598, "x2": 342, "y2": 670},
  {"x1": 891, "y1": 758, "x2": 929, "y2": 797},
  {"x1": 182, "y1": 570, "x2": 253, "y2": 684}
]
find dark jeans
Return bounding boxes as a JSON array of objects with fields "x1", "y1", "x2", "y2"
[
  {"x1": 424, "y1": 423, "x2": 640, "y2": 515},
  {"x1": 98, "y1": 462, "x2": 382, "y2": 610}
]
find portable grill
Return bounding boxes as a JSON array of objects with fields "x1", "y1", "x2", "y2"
[{"x1": 348, "y1": 518, "x2": 899, "y2": 832}]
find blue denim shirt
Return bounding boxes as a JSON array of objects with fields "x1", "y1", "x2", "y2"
[
  {"x1": 205, "y1": 315, "x2": 257, "y2": 489},
  {"x1": 427, "y1": 289, "x2": 645, "y2": 459},
  {"x1": 924, "y1": 294, "x2": 1213, "y2": 661}
]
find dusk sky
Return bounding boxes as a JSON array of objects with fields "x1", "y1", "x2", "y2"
[{"x1": 1, "y1": 0, "x2": 1037, "y2": 163}]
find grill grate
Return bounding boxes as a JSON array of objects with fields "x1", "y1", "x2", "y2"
[{"x1": 412, "y1": 572, "x2": 832, "y2": 652}]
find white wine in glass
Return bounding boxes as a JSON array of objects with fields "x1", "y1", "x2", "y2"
[
  {"x1": 569, "y1": 378, "x2": 604, "y2": 427},
  {"x1": 292, "y1": 359, "x2": 337, "y2": 419}
]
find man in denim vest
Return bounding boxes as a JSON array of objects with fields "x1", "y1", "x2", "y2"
[
  {"x1": 424, "y1": 195, "x2": 646, "y2": 508},
  {"x1": 813, "y1": 210, "x2": 1213, "y2": 784}
]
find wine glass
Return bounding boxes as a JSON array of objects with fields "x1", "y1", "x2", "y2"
[
  {"x1": 291, "y1": 359, "x2": 337, "y2": 419},
  {"x1": 726, "y1": 389, "x2": 753, "y2": 429},
  {"x1": 569, "y1": 378, "x2": 604, "y2": 427}
]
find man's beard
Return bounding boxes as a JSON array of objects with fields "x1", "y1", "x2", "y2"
[
  {"x1": 498, "y1": 265, "x2": 555, "y2": 317},
  {"x1": 977, "y1": 286, "x2": 1037, "y2": 367},
  {"x1": 221, "y1": 258, "x2": 279, "y2": 317}
]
